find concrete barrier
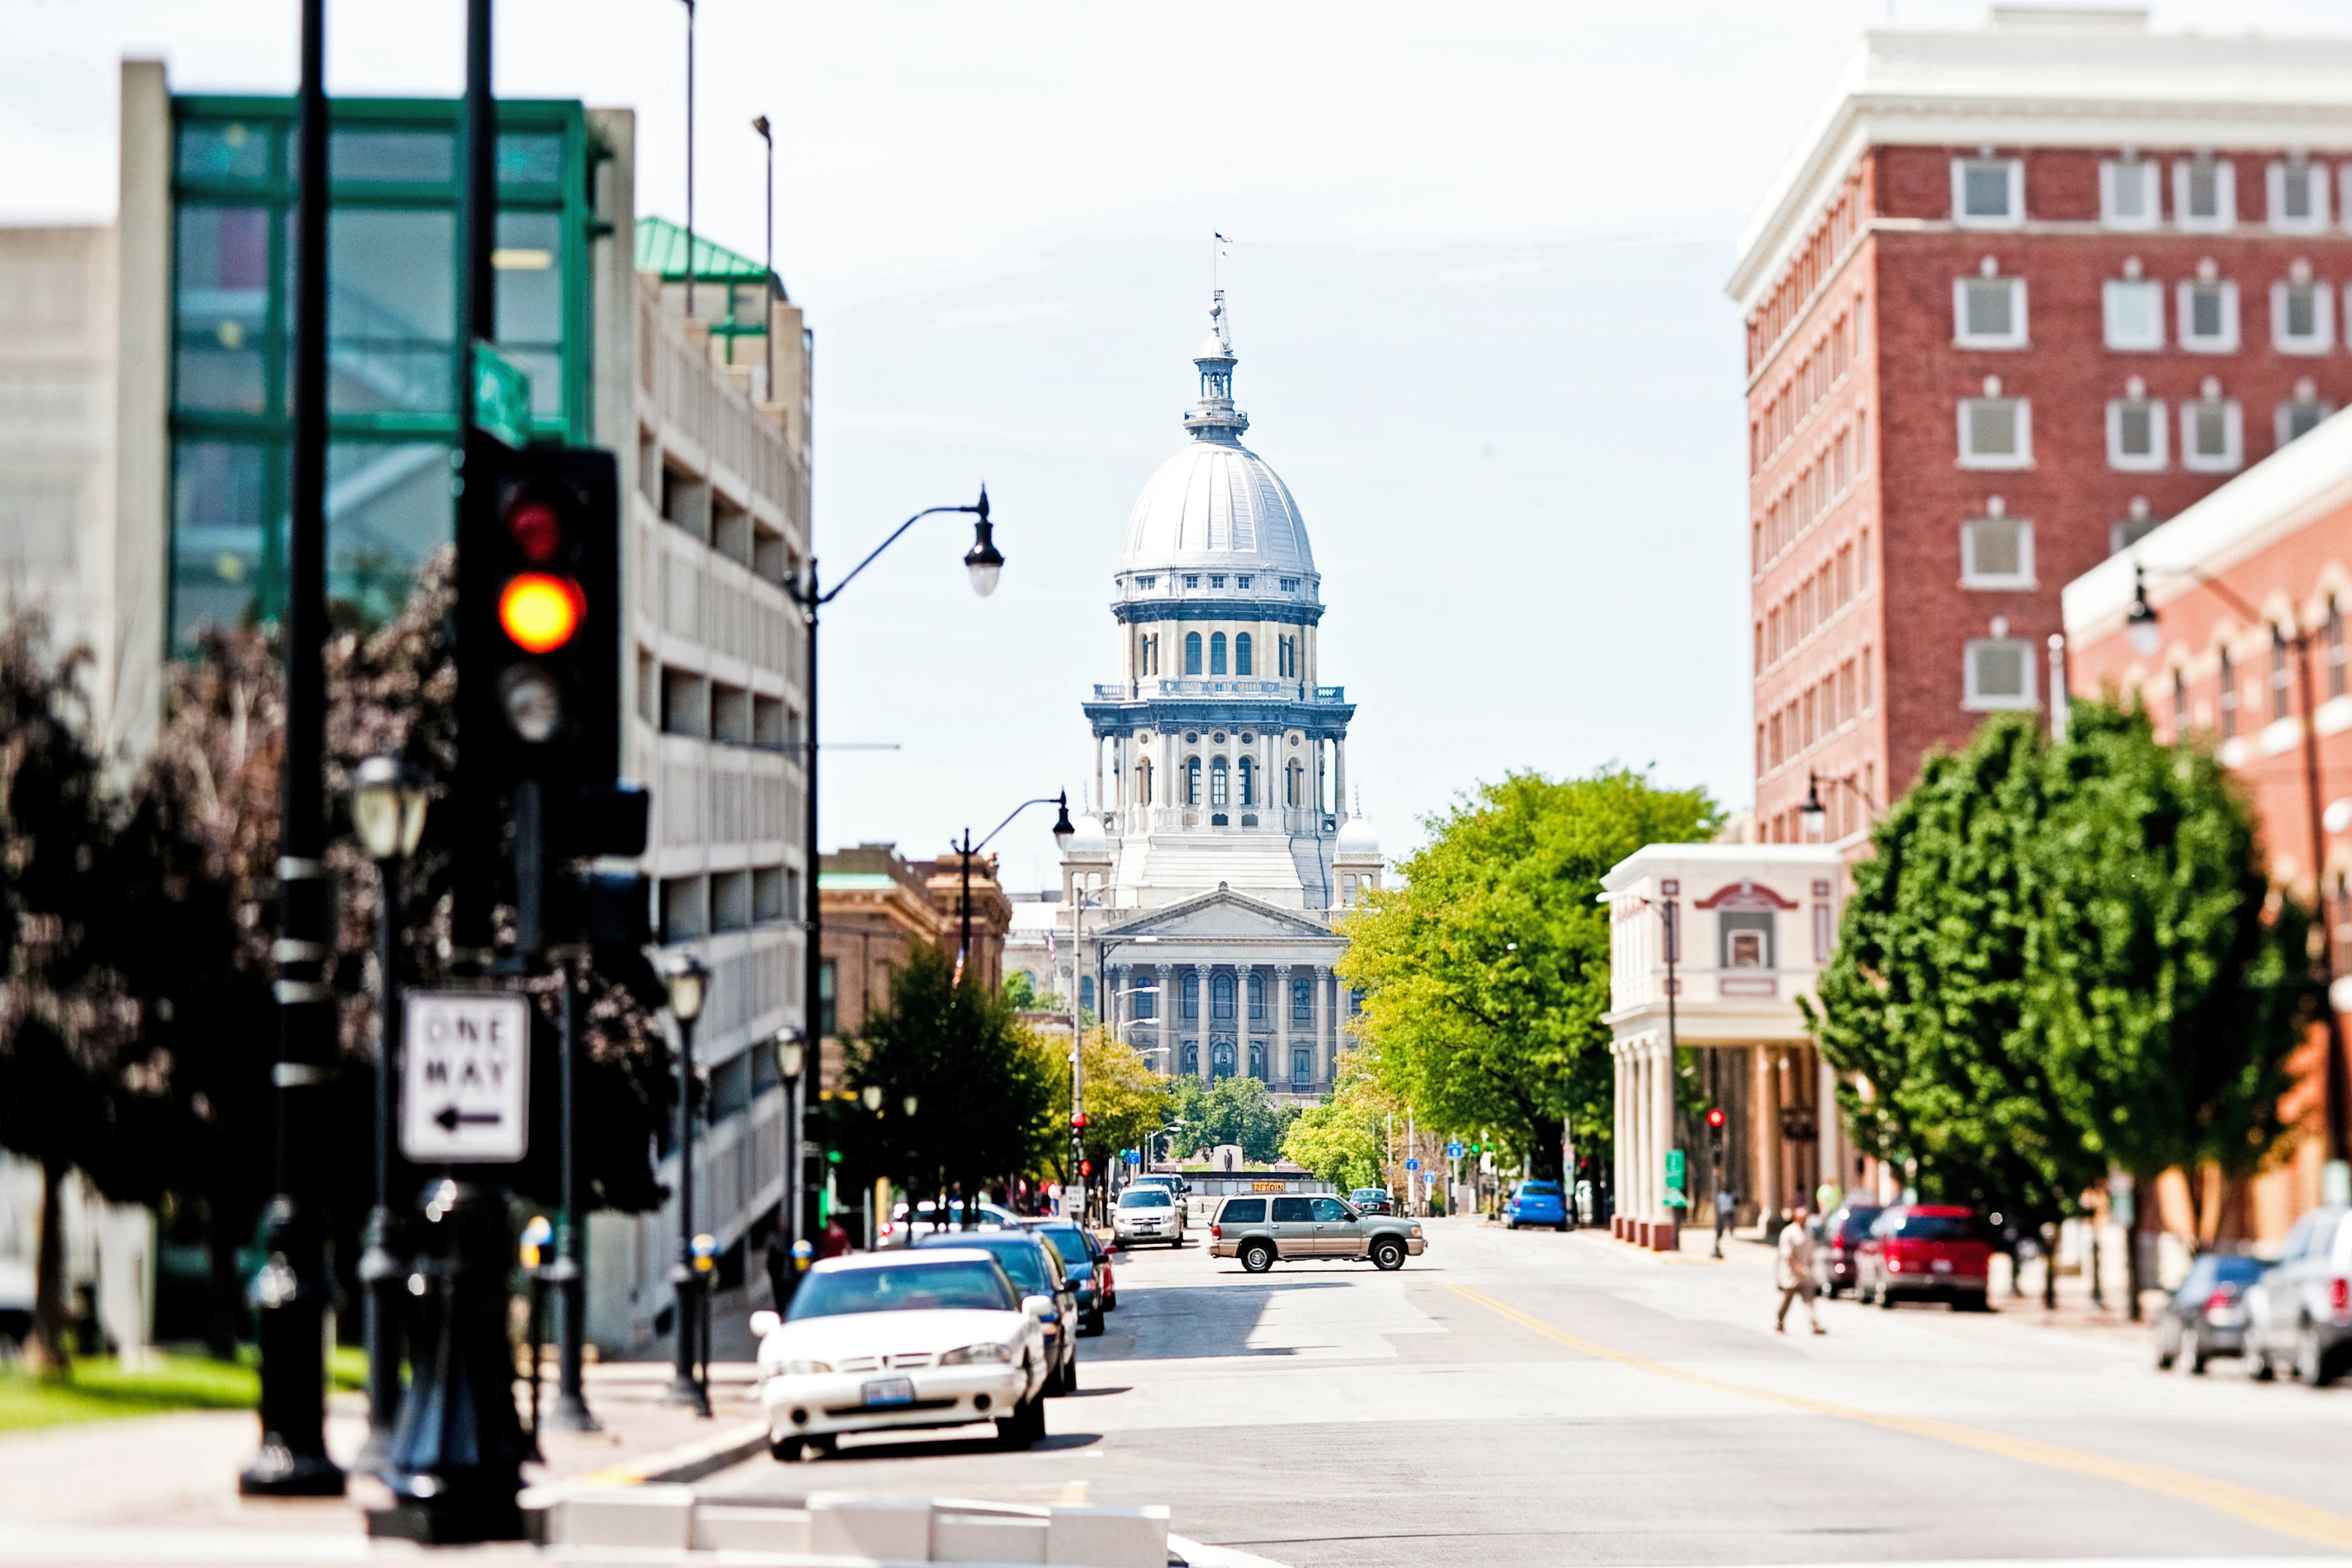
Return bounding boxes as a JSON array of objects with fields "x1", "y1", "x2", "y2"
[
  {"x1": 936, "y1": 1510, "x2": 1050, "y2": 1563},
  {"x1": 808, "y1": 1492, "x2": 934, "y2": 1561},
  {"x1": 1047, "y1": 1502, "x2": 1170, "y2": 1567},
  {"x1": 692, "y1": 1503, "x2": 813, "y2": 1554},
  {"x1": 543, "y1": 1483, "x2": 695, "y2": 1549}
]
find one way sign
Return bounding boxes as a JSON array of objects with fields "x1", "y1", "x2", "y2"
[{"x1": 401, "y1": 991, "x2": 530, "y2": 1163}]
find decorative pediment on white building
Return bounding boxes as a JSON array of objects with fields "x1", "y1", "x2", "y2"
[{"x1": 1099, "y1": 883, "x2": 1334, "y2": 944}]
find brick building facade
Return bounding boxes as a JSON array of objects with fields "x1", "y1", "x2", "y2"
[
  {"x1": 1731, "y1": 11, "x2": 2352, "y2": 844},
  {"x1": 817, "y1": 843, "x2": 1011, "y2": 1086}
]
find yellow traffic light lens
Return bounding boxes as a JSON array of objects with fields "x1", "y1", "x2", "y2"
[{"x1": 498, "y1": 573, "x2": 582, "y2": 652}]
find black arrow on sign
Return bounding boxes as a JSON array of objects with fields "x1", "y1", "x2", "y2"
[{"x1": 435, "y1": 1104, "x2": 505, "y2": 1132}]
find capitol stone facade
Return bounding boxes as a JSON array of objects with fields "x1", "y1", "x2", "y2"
[{"x1": 1052, "y1": 293, "x2": 1380, "y2": 1101}]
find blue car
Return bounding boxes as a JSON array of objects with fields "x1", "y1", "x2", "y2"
[{"x1": 1505, "y1": 1180, "x2": 1569, "y2": 1232}]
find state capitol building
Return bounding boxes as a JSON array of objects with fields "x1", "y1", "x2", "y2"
[{"x1": 1025, "y1": 292, "x2": 1380, "y2": 1101}]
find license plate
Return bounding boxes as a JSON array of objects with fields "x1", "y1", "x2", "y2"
[
  {"x1": 1932, "y1": 1259, "x2": 1953, "y2": 1273},
  {"x1": 861, "y1": 1377, "x2": 915, "y2": 1407}
]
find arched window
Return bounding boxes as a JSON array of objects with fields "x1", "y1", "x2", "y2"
[
  {"x1": 1235, "y1": 633, "x2": 1252, "y2": 675},
  {"x1": 1212, "y1": 973, "x2": 1234, "y2": 1019},
  {"x1": 1210, "y1": 1041, "x2": 1236, "y2": 1079},
  {"x1": 1210, "y1": 633, "x2": 1228, "y2": 674},
  {"x1": 1181, "y1": 1042, "x2": 1199, "y2": 1074},
  {"x1": 1286, "y1": 759, "x2": 1302, "y2": 806},
  {"x1": 1136, "y1": 757, "x2": 1153, "y2": 804},
  {"x1": 1186, "y1": 756, "x2": 1202, "y2": 804},
  {"x1": 1210, "y1": 755, "x2": 1230, "y2": 806},
  {"x1": 1238, "y1": 755, "x2": 1255, "y2": 806},
  {"x1": 1185, "y1": 631, "x2": 1203, "y2": 674},
  {"x1": 1342, "y1": 873, "x2": 1358, "y2": 905},
  {"x1": 1079, "y1": 975, "x2": 1096, "y2": 1013},
  {"x1": 1247, "y1": 972, "x2": 1265, "y2": 1019},
  {"x1": 1182, "y1": 972, "x2": 1200, "y2": 1019}
]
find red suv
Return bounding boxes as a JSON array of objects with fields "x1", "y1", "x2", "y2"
[{"x1": 1856, "y1": 1205, "x2": 1992, "y2": 1312}]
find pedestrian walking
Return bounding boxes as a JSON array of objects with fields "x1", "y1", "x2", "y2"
[
  {"x1": 1775, "y1": 1204, "x2": 1825, "y2": 1334},
  {"x1": 1713, "y1": 1183, "x2": 1737, "y2": 1259}
]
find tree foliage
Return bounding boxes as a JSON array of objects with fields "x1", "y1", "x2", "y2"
[
  {"x1": 1805, "y1": 705, "x2": 2313, "y2": 1237},
  {"x1": 1047, "y1": 1030, "x2": 1170, "y2": 1177},
  {"x1": 1282, "y1": 1054, "x2": 1393, "y2": 1191},
  {"x1": 1338, "y1": 767, "x2": 1719, "y2": 1177},
  {"x1": 1167, "y1": 1074, "x2": 1297, "y2": 1164}
]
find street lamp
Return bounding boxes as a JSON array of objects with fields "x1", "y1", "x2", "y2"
[
  {"x1": 2122, "y1": 558, "x2": 2351, "y2": 1178},
  {"x1": 661, "y1": 951, "x2": 712, "y2": 1415},
  {"x1": 862, "y1": 1084, "x2": 883, "y2": 1113},
  {"x1": 750, "y1": 113, "x2": 775, "y2": 399},
  {"x1": 955, "y1": 792, "x2": 1074, "y2": 989},
  {"x1": 350, "y1": 758, "x2": 428, "y2": 1469},
  {"x1": 785, "y1": 487, "x2": 1004, "y2": 1263},
  {"x1": 1799, "y1": 770, "x2": 1879, "y2": 843}
]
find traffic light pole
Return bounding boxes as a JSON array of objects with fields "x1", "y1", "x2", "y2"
[{"x1": 242, "y1": 0, "x2": 344, "y2": 1500}]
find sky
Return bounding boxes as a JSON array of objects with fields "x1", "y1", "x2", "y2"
[{"x1": 12, "y1": 0, "x2": 2352, "y2": 889}]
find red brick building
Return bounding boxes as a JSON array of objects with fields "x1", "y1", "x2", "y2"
[
  {"x1": 2065, "y1": 416, "x2": 2352, "y2": 1240},
  {"x1": 1731, "y1": 10, "x2": 2352, "y2": 844}
]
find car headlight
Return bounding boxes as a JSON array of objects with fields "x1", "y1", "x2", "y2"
[
  {"x1": 939, "y1": 1342, "x2": 1017, "y2": 1365},
  {"x1": 769, "y1": 1359, "x2": 833, "y2": 1376}
]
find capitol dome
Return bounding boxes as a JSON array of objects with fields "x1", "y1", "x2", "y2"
[
  {"x1": 1115, "y1": 290, "x2": 1319, "y2": 590},
  {"x1": 1335, "y1": 811, "x2": 1380, "y2": 858}
]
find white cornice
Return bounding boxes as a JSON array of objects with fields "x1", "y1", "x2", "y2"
[{"x1": 1729, "y1": 28, "x2": 2352, "y2": 314}]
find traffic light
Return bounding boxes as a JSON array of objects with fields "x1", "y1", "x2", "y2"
[
  {"x1": 1070, "y1": 1112, "x2": 1088, "y2": 1132},
  {"x1": 1079, "y1": 1160, "x2": 1093, "y2": 1178},
  {"x1": 1706, "y1": 1107, "x2": 1726, "y2": 1131}
]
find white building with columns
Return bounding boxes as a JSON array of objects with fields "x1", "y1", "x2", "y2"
[
  {"x1": 1600, "y1": 843, "x2": 1856, "y2": 1245},
  {"x1": 1052, "y1": 292, "x2": 1380, "y2": 1100}
]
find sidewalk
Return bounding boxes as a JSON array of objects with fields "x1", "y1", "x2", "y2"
[{"x1": 0, "y1": 1358, "x2": 768, "y2": 1551}]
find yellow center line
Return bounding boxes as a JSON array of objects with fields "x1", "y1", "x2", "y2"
[{"x1": 1443, "y1": 1281, "x2": 2352, "y2": 1554}]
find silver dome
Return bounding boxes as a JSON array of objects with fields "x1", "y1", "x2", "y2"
[{"x1": 1119, "y1": 440, "x2": 1316, "y2": 577}]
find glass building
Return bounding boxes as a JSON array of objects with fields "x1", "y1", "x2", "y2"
[{"x1": 169, "y1": 96, "x2": 598, "y2": 642}]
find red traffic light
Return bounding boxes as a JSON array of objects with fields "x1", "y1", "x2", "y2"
[
  {"x1": 1706, "y1": 1107, "x2": 1726, "y2": 1130},
  {"x1": 505, "y1": 497, "x2": 562, "y2": 562},
  {"x1": 1079, "y1": 1160, "x2": 1093, "y2": 1177},
  {"x1": 1070, "y1": 1112, "x2": 1087, "y2": 1130}
]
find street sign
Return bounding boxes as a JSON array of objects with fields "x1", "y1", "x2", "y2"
[
  {"x1": 1405, "y1": 1158, "x2": 1419, "y2": 1171},
  {"x1": 401, "y1": 991, "x2": 530, "y2": 1162},
  {"x1": 1124, "y1": 1150, "x2": 1141, "y2": 1166},
  {"x1": 471, "y1": 341, "x2": 534, "y2": 447},
  {"x1": 1663, "y1": 1148, "x2": 1686, "y2": 1189},
  {"x1": 1446, "y1": 1142, "x2": 1464, "y2": 1159}
]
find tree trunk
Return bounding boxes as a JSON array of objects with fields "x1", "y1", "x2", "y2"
[
  {"x1": 204, "y1": 1200, "x2": 243, "y2": 1360},
  {"x1": 23, "y1": 1158, "x2": 71, "y2": 1379},
  {"x1": 2042, "y1": 1222, "x2": 2058, "y2": 1310},
  {"x1": 2126, "y1": 1170, "x2": 2154, "y2": 1322}
]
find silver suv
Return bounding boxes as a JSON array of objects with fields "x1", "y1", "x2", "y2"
[
  {"x1": 1209, "y1": 1194, "x2": 1425, "y2": 1272},
  {"x1": 2245, "y1": 1204, "x2": 2352, "y2": 1386}
]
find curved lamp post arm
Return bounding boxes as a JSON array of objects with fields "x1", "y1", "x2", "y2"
[
  {"x1": 798, "y1": 489, "x2": 994, "y2": 609},
  {"x1": 976, "y1": 792, "x2": 1069, "y2": 854}
]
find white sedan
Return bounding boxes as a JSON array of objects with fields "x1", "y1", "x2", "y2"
[
  {"x1": 1112, "y1": 1185, "x2": 1185, "y2": 1246},
  {"x1": 749, "y1": 1251, "x2": 1057, "y2": 1460}
]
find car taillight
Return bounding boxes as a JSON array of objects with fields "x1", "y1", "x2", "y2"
[
  {"x1": 2331, "y1": 1277, "x2": 2349, "y2": 1316},
  {"x1": 2203, "y1": 1289, "x2": 2235, "y2": 1313},
  {"x1": 1210, "y1": 1223, "x2": 1221, "y2": 1239}
]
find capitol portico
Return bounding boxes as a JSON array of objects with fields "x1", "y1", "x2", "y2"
[{"x1": 1047, "y1": 291, "x2": 1380, "y2": 1101}]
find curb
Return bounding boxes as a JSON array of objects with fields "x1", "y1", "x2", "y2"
[{"x1": 560, "y1": 1417, "x2": 771, "y2": 1489}]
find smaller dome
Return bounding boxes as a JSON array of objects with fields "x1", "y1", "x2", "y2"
[
  {"x1": 1062, "y1": 811, "x2": 1110, "y2": 858},
  {"x1": 1336, "y1": 814, "x2": 1380, "y2": 857},
  {"x1": 1196, "y1": 331, "x2": 1232, "y2": 361}
]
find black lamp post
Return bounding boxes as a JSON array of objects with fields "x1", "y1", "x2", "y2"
[
  {"x1": 662, "y1": 952, "x2": 712, "y2": 1414},
  {"x1": 957, "y1": 793, "x2": 1075, "y2": 987},
  {"x1": 771, "y1": 1026, "x2": 805, "y2": 1305},
  {"x1": 2125, "y1": 561, "x2": 2352, "y2": 1173},
  {"x1": 751, "y1": 113, "x2": 775, "y2": 398},
  {"x1": 350, "y1": 758, "x2": 429, "y2": 1471},
  {"x1": 545, "y1": 947, "x2": 598, "y2": 1433},
  {"x1": 785, "y1": 489, "x2": 1002, "y2": 1257}
]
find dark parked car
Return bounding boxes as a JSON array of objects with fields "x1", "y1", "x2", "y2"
[
  {"x1": 911, "y1": 1229, "x2": 1080, "y2": 1394},
  {"x1": 2154, "y1": 1252, "x2": 2266, "y2": 1374},
  {"x1": 1812, "y1": 1203, "x2": 1885, "y2": 1297},
  {"x1": 1856, "y1": 1205, "x2": 1992, "y2": 1311},
  {"x1": 2245, "y1": 1205, "x2": 2352, "y2": 1386},
  {"x1": 1351, "y1": 1188, "x2": 1396, "y2": 1216},
  {"x1": 1025, "y1": 1220, "x2": 1110, "y2": 1332}
]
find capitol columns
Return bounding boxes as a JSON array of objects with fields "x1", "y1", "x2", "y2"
[
  {"x1": 1313, "y1": 962, "x2": 1332, "y2": 1085},
  {"x1": 1194, "y1": 963, "x2": 1214, "y2": 1080},
  {"x1": 1273, "y1": 962, "x2": 1292, "y2": 1089},
  {"x1": 1154, "y1": 963, "x2": 1176, "y2": 1071}
]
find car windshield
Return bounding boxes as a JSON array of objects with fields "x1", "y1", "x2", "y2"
[
  {"x1": 1835, "y1": 1207, "x2": 1884, "y2": 1243},
  {"x1": 1033, "y1": 1227, "x2": 1093, "y2": 1273},
  {"x1": 1119, "y1": 1189, "x2": 1171, "y2": 1208},
  {"x1": 910, "y1": 1236, "x2": 1054, "y2": 1295},
  {"x1": 2202, "y1": 1255, "x2": 2264, "y2": 1285},
  {"x1": 1894, "y1": 1213, "x2": 1981, "y2": 1242},
  {"x1": 1518, "y1": 1182, "x2": 1560, "y2": 1196},
  {"x1": 787, "y1": 1259, "x2": 1017, "y2": 1320}
]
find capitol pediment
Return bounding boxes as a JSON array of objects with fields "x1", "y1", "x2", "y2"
[{"x1": 1099, "y1": 884, "x2": 1334, "y2": 944}]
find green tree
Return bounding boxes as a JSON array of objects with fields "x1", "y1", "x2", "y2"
[
  {"x1": 1043, "y1": 1030, "x2": 1170, "y2": 1179},
  {"x1": 1805, "y1": 706, "x2": 2312, "y2": 1308},
  {"x1": 1282, "y1": 1058, "x2": 1392, "y2": 1191},
  {"x1": 1339, "y1": 767, "x2": 1719, "y2": 1180},
  {"x1": 1167, "y1": 1075, "x2": 1299, "y2": 1163}
]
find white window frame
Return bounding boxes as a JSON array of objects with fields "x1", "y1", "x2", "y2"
[
  {"x1": 1960, "y1": 516, "x2": 2035, "y2": 589},
  {"x1": 2277, "y1": 397, "x2": 2335, "y2": 446},
  {"x1": 2102, "y1": 277, "x2": 2164, "y2": 350},
  {"x1": 2100, "y1": 158, "x2": 2160, "y2": 230},
  {"x1": 1951, "y1": 157, "x2": 2024, "y2": 229},
  {"x1": 1964, "y1": 638, "x2": 2038, "y2": 711},
  {"x1": 2273, "y1": 277, "x2": 2335, "y2": 353},
  {"x1": 1952, "y1": 276, "x2": 2028, "y2": 348},
  {"x1": 2105, "y1": 396, "x2": 2169, "y2": 471},
  {"x1": 2176, "y1": 279, "x2": 2240, "y2": 352},
  {"x1": 1957, "y1": 396, "x2": 2033, "y2": 470},
  {"x1": 2180, "y1": 398, "x2": 2245, "y2": 473},
  {"x1": 2173, "y1": 157, "x2": 2237, "y2": 232},
  {"x1": 2269, "y1": 160, "x2": 2331, "y2": 232}
]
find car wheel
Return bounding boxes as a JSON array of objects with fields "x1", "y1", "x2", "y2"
[
  {"x1": 2155, "y1": 1320, "x2": 2177, "y2": 1370},
  {"x1": 1083, "y1": 1309, "x2": 1104, "y2": 1337},
  {"x1": 1240, "y1": 1241, "x2": 1275, "y2": 1273},
  {"x1": 1504, "y1": 1217, "x2": 1515, "y2": 1230},
  {"x1": 769, "y1": 1437, "x2": 806, "y2": 1463},
  {"x1": 1371, "y1": 1237, "x2": 1406, "y2": 1272},
  {"x1": 1879, "y1": 1286, "x2": 1897, "y2": 1310},
  {"x1": 1957, "y1": 1292, "x2": 1990, "y2": 1313},
  {"x1": 2252, "y1": 1346, "x2": 2278, "y2": 1382},
  {"x1": 2188, "y1": 1332, "x2": 2211, "y2": 1376},
  {"x1": 1557, "y1": 1222, "x2": 1570, "y2": 1233},
  {"x1": 2295, "y1": 1324, "x2": 2337, "y2": 1387},
  {"x1": 995, "y1": 1398, "x2": 1040, "y2": 1451}
]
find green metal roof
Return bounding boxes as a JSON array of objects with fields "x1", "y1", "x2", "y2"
[
  {"x1": 635, "y1": 215, "x2": 777, "y2": 288},
  {"x1": 819, "y1": 872, "x2": 902, "y2": 891}
]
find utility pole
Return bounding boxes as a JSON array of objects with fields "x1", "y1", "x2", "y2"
[{"x1": 241, "y1": 0, "x2": 343, "y2": 1497}]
